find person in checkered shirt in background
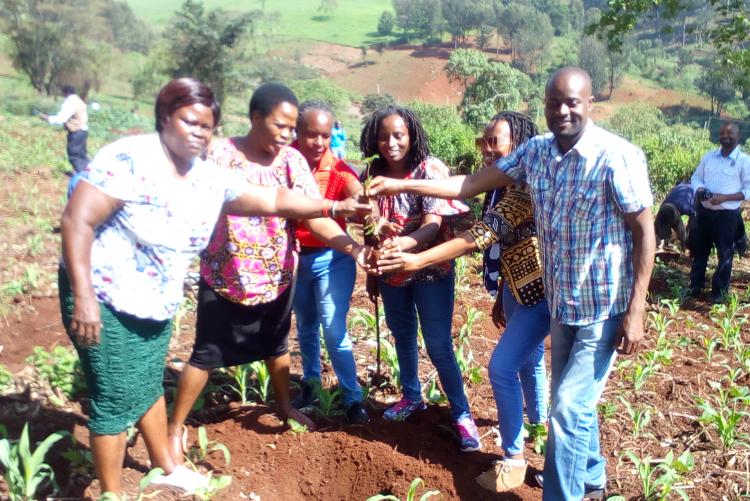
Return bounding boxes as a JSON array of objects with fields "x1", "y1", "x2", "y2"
[{"x1": 367, "y1": 67, "x2": 656, "y2": 500}]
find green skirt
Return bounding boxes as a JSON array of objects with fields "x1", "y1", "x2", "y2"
[{"x1": 58, "y1": 269, "x2": 172, "y2": 435}]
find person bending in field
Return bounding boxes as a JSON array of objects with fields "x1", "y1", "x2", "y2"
[{"x1": 654, "y1": 181, "x2": 694, "y2": 253}]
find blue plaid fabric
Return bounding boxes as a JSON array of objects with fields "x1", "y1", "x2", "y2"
[{"x1": 497, "y1": 123, "x2": 653, "y2": 326}]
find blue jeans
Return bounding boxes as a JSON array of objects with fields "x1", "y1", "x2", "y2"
[
  {"x1": 489, "y1": 283, "x2": 549, "y2": 457},
  {"x1": 378, "y1": 272, "x2": 471, "y2": 421},
  {"x1": 293, "y1": 248, "x2": 362, "y2": 406},
  {"x1": 542, "y1": 314, "x2": 622, "y2": 501}
]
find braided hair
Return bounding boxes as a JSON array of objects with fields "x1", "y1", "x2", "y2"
[
  {"x1": 359, "y1": 105, "x2": 430, "y2": 175},
  {"x1": 488, "y1": 111, "x2": 538, "y2": 151}
]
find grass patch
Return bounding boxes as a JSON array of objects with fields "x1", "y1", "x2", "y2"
[{"x1": 124, "y1": 0, "x2": 392, "y2": 47}]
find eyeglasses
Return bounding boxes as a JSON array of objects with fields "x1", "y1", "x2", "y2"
[{"x1": 475, "y1": 136, "x2": 512, "y2": 150}]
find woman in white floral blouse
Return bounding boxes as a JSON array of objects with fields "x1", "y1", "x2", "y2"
[{"x1": 60, "y1": 78, "x2": 369, "y2": 497}]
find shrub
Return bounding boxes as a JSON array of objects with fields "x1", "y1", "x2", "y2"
[
  {"x1": 377, "y1": 11, "x2": 394, "y2": 36},
  {"x1": 288, "y1": 78, "x2": 352, "y2": 119},
  {"x1": 408, "y1": 101, "x2": 481, "y2": 172},
  {"x1": 361, "y1": 93, "x2": 396, "y2": 117}
]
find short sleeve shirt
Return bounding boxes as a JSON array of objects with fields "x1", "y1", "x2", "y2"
[
  {"x1": 369, "y1": 157, "x2": 470, "y2": 287},
  {"x1": 200, "y1": 140, "x2": 321, "y2": 305},
  {"x1": 497, "y1": 123, "x2": 654, "y2": 325},
  {"x1": 79, "y1": 134, "x2": 240, "y2": 320}
]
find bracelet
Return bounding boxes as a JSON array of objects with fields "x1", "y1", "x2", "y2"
[
  {"x1": 331, "y1": 201, "x2": 339, "y2": 218},
  {"x1": 322, "y1": 200, "x2": 331, "y2": 218}
]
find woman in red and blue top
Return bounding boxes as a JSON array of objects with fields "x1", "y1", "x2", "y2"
[
  {"x1": 291, "y1": 101, "x2": 369, "y2": 424},
  {"x1": 361, "y1": 105, "x2": 481, "y2": 452}
]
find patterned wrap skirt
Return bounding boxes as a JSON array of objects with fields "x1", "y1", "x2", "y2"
[{"x1": 58, "y1": 268, "x2": 172, "y2": 435}]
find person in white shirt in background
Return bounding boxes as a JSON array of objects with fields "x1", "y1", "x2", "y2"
[
  {"x1": 39, "y1": 84, "x2": 89, "y2": 174},
  {"x1": 689, "y1": 122, "x2": 750, "y2": 303}
]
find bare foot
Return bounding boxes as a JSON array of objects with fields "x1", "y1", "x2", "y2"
[{"x1": 167, "y1": 425, "x2": 187, "y2": 465}]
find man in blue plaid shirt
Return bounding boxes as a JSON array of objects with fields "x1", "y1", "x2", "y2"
[{"x1": 369, "y1": 67, "x2": 656, "y2": 500}]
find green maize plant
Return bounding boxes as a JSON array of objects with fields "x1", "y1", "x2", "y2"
[
  {"x1": 0, "y1": 423, "x2": 68, "y2": 501},
  {"x1": 619, "y1": 397, "x2": 652, "y2": 438},
  {"x1": 696, "y1": 394, "x2": 749, "y2": 452},
  {"x1": 249, "y1": 361, "x2": 272, "y2": 403},
  {"x1": 379, "y1": 337, "x2": 401, "y2": 388},
  {"x1": 187, "y1": 426, "x2": 231, "y2": 466},
  {"x1": 287, "y1": 418, "x2": 309, "y2": 436},
  {"x1": 425, "y1": 377, "x2": 447, "y2": 404},
  {"x1": 458, "y1": 307, "x2": 483, "y2": 344},
  {"x1": 194, "y1": 471, "x2": 232, "y2": 501},
  {"x1": 366, "y1": 477, "x2": 441, "y2": 501},
  {"x1": 524, "y1": 422, "x2": 547, "y2": 454},
  {"x1": 454, "y1": 255, "x2": 471, "y2": 293},
  {"x1": 312, "y1": 385, "x2": 344, "y2": 418},
  {"x1": 658, "y1": 297, "x2": 681, "y2": 317},
  {"x1": 622, "y1": 450, "x2": 694, "y2": 500},
  {"x1": 700, "y1": 334, "x2": 720, "y2": 365},
  {"x1": 227, "y1": 363, "x2": 253, "y2": 405}
]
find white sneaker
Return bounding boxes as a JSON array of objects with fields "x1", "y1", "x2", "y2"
[{"x1": 151, "y1": 465, "x2": 209, "y2": 494}]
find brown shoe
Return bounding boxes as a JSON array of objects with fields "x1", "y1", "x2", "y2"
[{"x1": 476, "y1": 460, "x2": 527, "y2": 492}]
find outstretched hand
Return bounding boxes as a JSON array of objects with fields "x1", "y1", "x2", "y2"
[
  {"x1": 351, "y1": 244, "x2": 373, "y2": 270},
  {"x1": 335, "y1": 196, "x2": 372, "y2": 218},
  {"x1": 365, "y1": 176, "x2": 404, "y2": 197}
]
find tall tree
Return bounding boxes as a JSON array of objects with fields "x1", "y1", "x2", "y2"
[
  {"x1": 441, "y1": 0, "x2": 491, "y2": 45},
  {"x1": 696, "y1": 66, "x2": 736, "y2": 116},
  {"x1": 101, "y1": 1, "x2": 154, "y2": 54},
  {"x1": 495, "y1": 3, "x2": 553, "y2": 71},
  {"x1": 392, "y1": 0, "x2": 443, "y2": 41},
  {"x1": 445, "y1": 49, "x2": 490, "y2": 90},
  {"x1": 445, "y1": 50, "x2": 535, "y2": 128},
  {"x1": 588, "y1": 0, "x2": 750, "y2": 84},
  {"x1": 578, "y1": 37, "x2": 608, "y2": 97},
  {"x1": 0, "y1": 0, "x2": 110, "y2": 95},
  {"x1": 164, "y1": 0, "x2": 254, "y2": 105}
]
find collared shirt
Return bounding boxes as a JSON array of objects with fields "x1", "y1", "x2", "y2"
[
  {"x1": 497, "y1": 123, "x2": 653, "y2": 326},
  {"x1": 48, "y1": 94, "x2": 88, "y2": 131},
  {"x1": 77, "y1": 134, "x2": 241, "y2": 320},
  {"x1": 690, "y1": 146, "x2": 750, "y2": 211}
]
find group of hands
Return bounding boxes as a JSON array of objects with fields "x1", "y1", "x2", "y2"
[{"x1": 335, "y1": 176, "x2": 415, "y2": 278}]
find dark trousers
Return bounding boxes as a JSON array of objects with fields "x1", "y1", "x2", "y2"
[
  {"x1": 66, "y1": 129, "x2": 89, "y2": 172},
  {"x1": 689, "y1": 205, "x2": 742, "y2": 296}
]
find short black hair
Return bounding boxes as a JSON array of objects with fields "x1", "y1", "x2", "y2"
[
  {"x1": 488, "y1": 111, "x2": 538, "y2": 150},
  {"x1": 154, "y1": 78, "x2": 221, "y2": 132},
  {"x1": 62, "y1": 85, "x2": 76, "y2": 96},
  {"x1": 359, "y1": 105, "x2": 430, "y2": 174},
  {"x1": 249, "y1": 83, "x2": 299, "y2": 118},
  {"x1": 297, "y1": 100, "x2": 333, "y2": 129}
]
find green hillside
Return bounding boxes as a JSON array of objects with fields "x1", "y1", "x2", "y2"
[{"x1": 125, "y1": 0, "x2": 389, "y2": 47}]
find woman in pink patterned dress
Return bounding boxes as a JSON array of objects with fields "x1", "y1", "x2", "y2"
[{"x1": 168, "y1": 84, "x2": 369, "y2": 462}]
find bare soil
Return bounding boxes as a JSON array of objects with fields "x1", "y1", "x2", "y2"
[{"x1": 1, "y1": 159, "x2": 749, "y2": 500}]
